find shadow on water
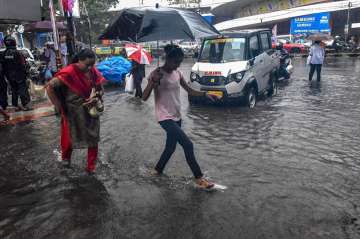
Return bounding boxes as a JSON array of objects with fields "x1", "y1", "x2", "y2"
[{"x1": 1, "y1": 58, "x2": 360, "y2": 238}]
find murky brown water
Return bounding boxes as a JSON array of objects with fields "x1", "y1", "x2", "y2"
[{"x1": 1, "y1": 57, "x2": 360, "y2": 239}]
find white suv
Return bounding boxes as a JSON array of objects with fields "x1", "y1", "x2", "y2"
[{"x1": 189, "y1": 29, "x2": 281, "y2": 108}]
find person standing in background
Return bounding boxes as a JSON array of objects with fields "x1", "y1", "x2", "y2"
[
  {"x1": 131, "y1": 61, "x2": 145, "y2": 98},
  {"x1": 309, "y1": 40, "x2": 325, "y2": 82},
  {"x1": 44, "y1": 42, "x2": 58, "y2": 76},
  {"x1": 0, "y1": 59, "x2": 10, "y2": 120},
  {"x1": 1, "y1": 36, "x2": 31, "y2": 111},
  {"x1": 60, "y1": 35, "x2": 69, "y2": 66}
]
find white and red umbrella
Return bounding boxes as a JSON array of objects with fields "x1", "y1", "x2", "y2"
[{"x1": 125, "y1": 43, "x2": 153, "y2": 65}]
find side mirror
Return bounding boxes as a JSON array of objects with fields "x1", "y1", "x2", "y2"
[{"x1": 249, "y1": 58, "x2": 255, "y2": 66}]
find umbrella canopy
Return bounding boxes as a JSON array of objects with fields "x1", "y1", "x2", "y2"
[
  {"x1": 307, "y1": 33, "x2": 333, "y2": 41},
  {"x1": 24, "y1": 21, "x2": 67, "y2": 33},
  {"x1": 99, "y1": 7, "x2": 220, "y2": 42},
  {"x1": 125, "y1": 43, "x2": 153, "y2": 65}
]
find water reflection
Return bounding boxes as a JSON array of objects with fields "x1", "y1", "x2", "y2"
[{"x1": 1, "y1": 58, "x2": 360, "y2": 238}]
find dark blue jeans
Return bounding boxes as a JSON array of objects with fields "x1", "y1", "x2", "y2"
[
  {"x1": 309, "y1": 64, "x2": 322, "y2": 82},
  {"x1": 0, "y1": 74, "x2": 8, "y2": 109},
  {"x1": 155, "y1": 120, "x2": 203, "y2": 179}
]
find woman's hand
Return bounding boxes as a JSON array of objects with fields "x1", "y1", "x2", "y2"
[
  {"x1": 150, "y1": 68, "x2": 163, "y2": 87},
  {"x1": 83, "y1": 97, "x2": 98, "y2": 108}
]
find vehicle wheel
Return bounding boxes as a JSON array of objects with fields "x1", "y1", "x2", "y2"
[
  {"x1": 245, "y1": 87, "x2": 257, "y2": 108},
  {"x1": 267, "y1": 74, "x2": 277, "y2": 97}
]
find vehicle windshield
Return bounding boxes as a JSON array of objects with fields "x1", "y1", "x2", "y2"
[{"x1": 199, "y1": 38, "x2": 246, "y2": 63}]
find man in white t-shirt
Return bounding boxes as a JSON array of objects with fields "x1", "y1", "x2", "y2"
[{"x1": 309, "y1": 41, "x2": 325, "y2": 82}]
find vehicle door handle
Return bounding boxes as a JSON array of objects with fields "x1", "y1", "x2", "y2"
[{"x1": 260, "y1": 60, "x2": 264, "y2": 63}]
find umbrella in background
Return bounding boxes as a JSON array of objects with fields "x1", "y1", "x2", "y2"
[
  {"x1": 307, "y1": 33, "x2": 333, "y2": 42},
  {"x1": 99, "y1": 6, "x2": 220, "y2": 42},
  {"x1": 125, "y1": 43, "x2": 153, "y2": 65},
  {"x1": 24, "y1": 21, "x2": 67, "y2": 32}
]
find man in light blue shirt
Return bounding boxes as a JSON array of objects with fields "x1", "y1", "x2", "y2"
[{"x1": 309, "y1": 41, "x2": 325, "y2": 81}]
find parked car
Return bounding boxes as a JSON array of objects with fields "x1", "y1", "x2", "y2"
[
  {"x1": 178, "y1": 41, "x2": 199, "y2": 57},
  {"x1": 189, "y1": 29, "x2": 281, "y2": 108},
  {"x1": 272, "y1": 40, "x2": 307, "y2": 54}
]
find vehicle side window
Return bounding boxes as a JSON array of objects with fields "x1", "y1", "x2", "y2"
[
  {"x1": 249, "y1": 36, "x2": 260, "y2": 58},
  {"x1": 260, "y1": 33, "x2": 270, "y2": 51}
]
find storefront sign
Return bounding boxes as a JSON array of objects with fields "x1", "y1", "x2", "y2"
[
  {"x1": 290, "y1": 12, "x2": 331, "y2": 34},
  {"x1": 95, "y1": 47, "x2": 112, "y2": 55}
]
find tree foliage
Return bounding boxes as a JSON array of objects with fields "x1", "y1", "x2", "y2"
[
  {"x1": 76, "y1": 0, "x2": 119, "y2": 44},
  {"x1": 41, "y1": 0, "x2": 119, "y2": 44}
]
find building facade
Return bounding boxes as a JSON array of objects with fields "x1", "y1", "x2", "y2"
[{"x1": 212, "y1": 0, "x2": 360, "y2": 39}]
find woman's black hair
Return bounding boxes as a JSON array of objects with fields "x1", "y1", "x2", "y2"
[
  {"x1": 72, "y1": 48, "x2": 96, "y2": 64},
  {"x1": 164, "y1": 44, "x2": 184, "y2": 59}
]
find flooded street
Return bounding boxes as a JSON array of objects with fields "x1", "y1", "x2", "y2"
[{"x1": 1, "y1": 57, "x2": 360, "y2": 239}]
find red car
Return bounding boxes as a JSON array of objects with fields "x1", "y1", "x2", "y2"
[{"x1": 272, "y1": 42, "x2": 307, "y2": 54}]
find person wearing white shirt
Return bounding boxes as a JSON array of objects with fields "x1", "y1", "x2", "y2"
[{"x1": 308, "y1": 41, "x2": 325, "y2": 82}]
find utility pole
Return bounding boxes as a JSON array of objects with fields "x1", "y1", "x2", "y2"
[
  {"x1": 82, "y1": 0, "x2": 92, "y2": 49},
  {"x1": 345, "y1": 1, "x2": 352, "y2": 42}
]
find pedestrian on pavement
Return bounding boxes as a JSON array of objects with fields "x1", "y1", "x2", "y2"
[
  {"x1": 308, "y1": 40, "x2": 325, "y2": 82},
  {"x1": 60, "y1": 36, "x2": 69, "y2": 66},
  {"x1": 131, "y1": 61, "x2": 145, "y2": 98},
  {"x1": 142, "y1": 44, "x2": 219, "y2": 189},
  {"x1": 0, "y1": 61, "x2": 10, "y2": 120},
  {"x1": 1, "y1": 36, "x2": 31, "y2": 111},
  {"x1": 46, "y1": 49, "x2": 105, "y2": 175},
  {"x1": 44, "y1": 42, "x2": 58, "y2": 76}
]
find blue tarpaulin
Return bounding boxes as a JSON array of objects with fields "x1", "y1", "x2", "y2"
[{"x1": 96, "y1": 56, "x2": 132, "y2": 84}]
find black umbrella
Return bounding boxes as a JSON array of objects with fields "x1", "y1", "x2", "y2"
[{"x1": 99, "y1": 6, "x2": 220, "y2": 42}]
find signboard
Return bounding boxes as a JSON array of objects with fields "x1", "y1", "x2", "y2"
[
  {"x1": 0, "y1": 0, "x2": 41, "y2": 22},
  {"x1": 290, "y1": 12, "x2": 331, "y2": 35},
  {"x1": 95, "y1": 47, "x2": 112, "y2": 55}
]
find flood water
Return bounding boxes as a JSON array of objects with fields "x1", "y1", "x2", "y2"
[{"x1": 1, "y1": 57, "x2": 360, "y2": 239}]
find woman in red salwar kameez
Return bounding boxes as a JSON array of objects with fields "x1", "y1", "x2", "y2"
[{"x1": 46, "y1": 49, "x2": 105, "y2": 174}]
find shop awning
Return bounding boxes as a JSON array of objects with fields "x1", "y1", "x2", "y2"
[
  {"x1": 0, "y1": 0, "x2": 41, "y2": 23},
  {"x1": 215, "y1": 0, "x2": 360, "y2": 31}
]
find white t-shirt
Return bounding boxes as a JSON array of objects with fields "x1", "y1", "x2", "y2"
[{"x1": 310, "y1": 44, "x2": 325, "y2": 65}]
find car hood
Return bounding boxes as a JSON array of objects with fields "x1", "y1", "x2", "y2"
[{"x1": 191, "y1": 61, "x2": 248, "y2": 77}]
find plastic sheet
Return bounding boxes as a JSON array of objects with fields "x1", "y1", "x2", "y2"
[{"x1": 96, "y1": 56, "x2": 132, "y2": 84}]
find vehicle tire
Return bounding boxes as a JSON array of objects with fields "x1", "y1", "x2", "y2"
[
  {"x1": 245, "y1": 87, "x2": 257, "y2": 108},
  {"x1": 267, "y1": 75, "x2": 277, "y2": 97}
]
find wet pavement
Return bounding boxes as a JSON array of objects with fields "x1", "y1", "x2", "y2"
[{"x1": 1, "y1": 57, "x2": 360, "y2": 239}]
